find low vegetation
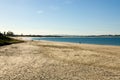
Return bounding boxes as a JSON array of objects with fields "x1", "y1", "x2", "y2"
[{"x1": 0, "y1": 33, "x2": 23, "y2": 46}]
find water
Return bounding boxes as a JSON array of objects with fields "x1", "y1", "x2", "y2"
[{"x1": 31, "y1": 37, "x2": 120, "y2": 46}]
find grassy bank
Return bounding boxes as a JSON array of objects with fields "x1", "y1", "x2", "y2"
[{"x1": 0, "y1": 36, "x2": 23, "y2": 46}]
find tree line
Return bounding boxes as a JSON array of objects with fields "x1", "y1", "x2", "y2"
[{"x1": 0, "y1": 31, "x2": 14, "y2": 36}]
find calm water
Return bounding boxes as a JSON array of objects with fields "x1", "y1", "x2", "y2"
[{"x1": 31, "y1": 37, "x2": 120, "y2": 46}]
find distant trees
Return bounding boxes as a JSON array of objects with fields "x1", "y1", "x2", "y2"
[
  {"x1": 6, "y1": 31, "x2": 14, "y2": 36},
  {"x1": 3, "y1": 32, "x2": 6, "y2": 35},
  {"x1": 0, "y1": 32, "x2": 3, "y2": 36},
  {"x1": 0, "y1": 31, "x2": 14, "y2": 36}
]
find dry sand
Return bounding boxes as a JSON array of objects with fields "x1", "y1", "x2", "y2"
[{"x1": 0, "y1": 40, "x2": 120, "y2": 80}]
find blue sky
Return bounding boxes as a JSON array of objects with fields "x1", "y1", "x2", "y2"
[{"x1": 0, "y1": 0, "x2": 120, "y2": 35}]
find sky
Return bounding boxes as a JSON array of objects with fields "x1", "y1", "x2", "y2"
[{"x1": 0, "y1": 0, "x2": 120, "y2": 35}]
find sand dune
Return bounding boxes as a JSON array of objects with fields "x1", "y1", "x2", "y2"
[{"x1": 0, "y1": 40, "x2": 120, "y2": 80}]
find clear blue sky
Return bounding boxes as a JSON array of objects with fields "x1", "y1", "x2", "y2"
[{"x1": 0, "y1": 0, "x2": 120, "y2": 35}]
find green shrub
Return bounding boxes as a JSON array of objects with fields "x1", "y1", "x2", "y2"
[{"x1": 0, "y1": 35, "x2": 23, "y2": 46}]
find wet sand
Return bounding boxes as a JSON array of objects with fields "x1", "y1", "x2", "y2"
[{"x1": 0, "y1": 40, "x2": 120, "y2": 80}]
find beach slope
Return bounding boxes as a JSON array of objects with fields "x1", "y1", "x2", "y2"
[{"x1": 0, "y1": 40, "x2": 120, "y2": 80}]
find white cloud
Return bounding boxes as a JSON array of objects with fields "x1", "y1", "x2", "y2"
[{"x1": 37, "y1": 10, "x2": 44, "y2": 14}]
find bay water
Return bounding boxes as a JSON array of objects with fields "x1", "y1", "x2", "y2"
[{"x1": 31, "y1": 37, "x2": 120, "y2": 46}]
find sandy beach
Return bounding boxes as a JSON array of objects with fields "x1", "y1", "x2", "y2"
[{"x1": 0, "y1": 40, "x2": 120, "y2": 80}]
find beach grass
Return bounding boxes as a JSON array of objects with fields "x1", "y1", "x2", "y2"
[{"x1": 0, "y1": 36, "x2": 24, "y2": 46}]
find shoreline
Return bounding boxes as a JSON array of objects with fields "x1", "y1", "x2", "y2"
[
  {"x1": 14, "y1": 37, "x2": 120, "y2": 47},
  {"x1": 39, "y1": 40, "x2": 120, "y2": 47},
  {"x1": 0, "y1": 38, "x2": 120, "y2": 80}
]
